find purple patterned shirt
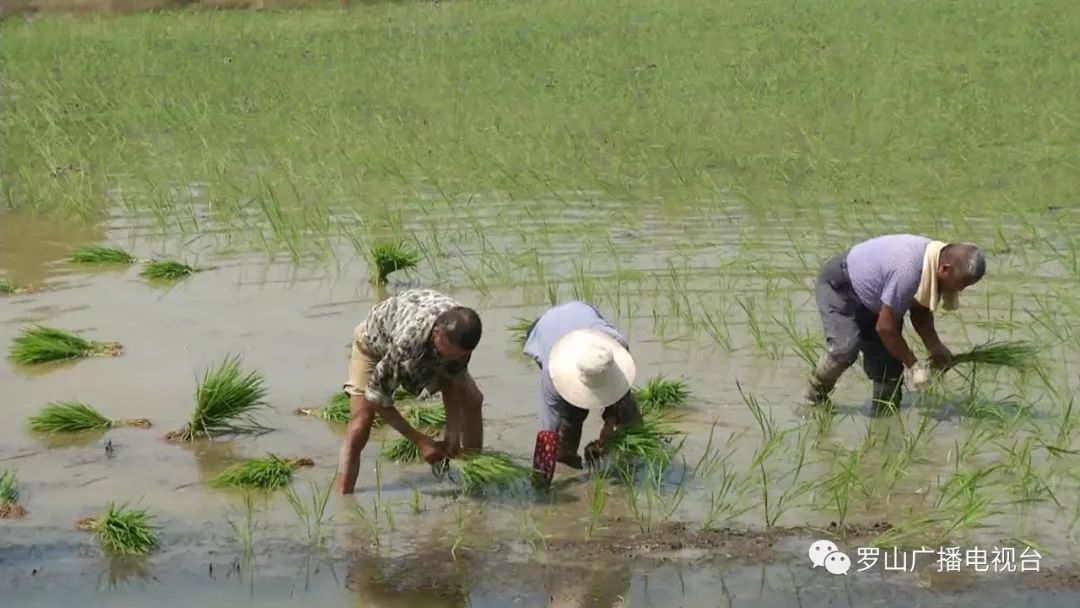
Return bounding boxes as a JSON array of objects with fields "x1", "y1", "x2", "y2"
[{"x1": 846, "y1": 234, "x2": 931, "y2": 315}]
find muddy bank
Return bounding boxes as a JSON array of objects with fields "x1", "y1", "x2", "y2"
[{"x1": 5, "y1": 520, "x2": 1080, "y2": 608}]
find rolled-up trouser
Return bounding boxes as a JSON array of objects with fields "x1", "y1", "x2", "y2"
[{"x1": 807, "y1": 252, "x2": 905, "y2": 407}]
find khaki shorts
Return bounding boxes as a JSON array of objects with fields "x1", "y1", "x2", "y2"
[{"x1": 343, "y1": 323, "x2": 380, "y2": 403}]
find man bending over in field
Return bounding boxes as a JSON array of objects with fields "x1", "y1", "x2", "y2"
[
  {"x1": 336, "y1": 289, "x2": 484, "y2": 494},
  {"x1": 523, "y1": 301, "x2": 641, "y2": 488},
  {"x1": 804, "y1": 234, "x2": 986, "y2": 411}
]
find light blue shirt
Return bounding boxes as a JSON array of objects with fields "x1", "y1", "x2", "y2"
[
  {"x1": 522, "y1": 301, "x2": 628, "y2": 431},
  {"x1": 846, "y1": 234, "x2": 931, "y2": 316}
]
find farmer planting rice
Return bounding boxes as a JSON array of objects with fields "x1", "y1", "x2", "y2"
[
  {"x1": 523, "y1": 301, "x2": 642, "y2": 488},
  {"x1": 335, "y1": 289, "x2": 484, "y2": 494},
  {"x1": 804, "y1": 234, "x2": 987, "y2": 410}
]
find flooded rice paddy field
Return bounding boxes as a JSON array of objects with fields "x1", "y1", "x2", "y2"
[{"x1": 4, "y1": 0, "x2": 1080, "y2": 604}]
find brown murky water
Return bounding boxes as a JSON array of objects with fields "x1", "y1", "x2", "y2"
[{"x1": 4, "y1": 197, "x2": 1080, "y2": 605}]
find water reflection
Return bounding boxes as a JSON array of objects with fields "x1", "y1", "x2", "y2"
[{"x1": 0, "y1": 210, "x2": 103, "y2": 287}]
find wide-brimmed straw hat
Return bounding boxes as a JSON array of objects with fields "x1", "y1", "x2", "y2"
[{"x1": 548, "y1": 328, "x2": 636, "y2": 410}]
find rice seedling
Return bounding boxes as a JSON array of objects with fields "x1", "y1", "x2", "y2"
[
  {"x1": 507, "y1": 316, "x2": 534, "y2": 345},
  {"x1": 69, "y1": 245, "x2": 136, "y2": 265},
  {"x1": 29, "y1": 401, "x2": 151, "y2": 433},
  {"x1": 295, "y1": 392, "x2": 353, "y2": 424},
  {"x1": 167, "y1": 354, "x2": 270, "y2": 441},
  {"x1": 380, "y1": 436, "x2": 425, "y2": 463},
  {"x1": 9, "y1": 325, "x2": 122, "y2": 365},
  {"x1": 586, "y1": 469, "x2": 607, "y2": 538},
  {"x1": 404, "y1": 404, "x2": 447, "y2": 429},
  {"x1": 950, "y1": 340, "x2": 1040, "y2": 372},
  {"x1": 140, "y1": 259, "x2": 199, "y2": 281},
  {"x1": 368, "y1": 241, "x2": 420, "y2": 284},
  {"x1": 0, "y1": 469, "x2": 26, "y2": 519},
  {"x1": 446, "y1": 451, "x2": 534, "y2": 494},
  {"x1": 819, "y1": 447, "x2": 866, "y2": 526},
  {"x1": 283, "y1": 478, "x2": 334, "y2": 548},
  {"x1": 77, "y1": 502, "x2": 159, "y2": 557},
  {"x1": 631, "y1": 375, "x2": 691, "y2": 416},
  {"x1": 601, "y1": 417, "x2": 684, "y2": 473},
  {"x1": 211, "y1": 455, "x2": 315, "y2": 490},
  {"x1": 0, "y1": 278, "x2": 26, "y2": 295},
  {"x1": 225, "y1": 491, "x2": 259, "y2": 561}
]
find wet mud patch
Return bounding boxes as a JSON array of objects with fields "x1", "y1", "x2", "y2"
[{"x1": 1, "y1": 502, "x2": 29, "y2": 518}]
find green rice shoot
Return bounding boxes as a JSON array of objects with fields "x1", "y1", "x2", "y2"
[
  {"x1": 0, "y1": 469, "x2": 25, "y2": 519},
  {"x1": 368, "y1": 241, "x2": 420, "y2": 284},
  {"x1": 381, "y1": 406, "x2": 446, "y2": 462},
  {"x1": 211, "y1": 455, "x2": 314, "y2": 490},
  {"x1": 167, "y1": 354, "x2": 270, "y2": 441},
  {"x1": 951, "y1": 340, "x2": 1040, "y2": 372},
  {"x1": 28, "y1": 401, "x2": 150, "y2": 433},
  {"x1": 507, "y1": 317, "x2": 534, "y2": 345},
  {"x1": 8, "y1": 325, "x2": 122, "y2": 365},
  {"x1": 69, "y1": 245, "x2": 136, "y2": 265},
  {"x1": 631, "y1": 375, "x2": 692, "y2": 416},
  {"x1": 602, "y1": 417, "x2": 684, "y2": 471},
  {"x1": 0, "y1": 278, "x2": 25, "y2": 295},
  {"x1": 381, "y1": 436, "x2": 424, "y2": 462},
  {"x1": 78, "y1": 502, "x2": 159, "y2": 557},
  {"x1": 447, "y1": 451, "x2": 534, "y2": 493},
  {"x1": 0, "y1": 470, "x2": 17, "y2": 504},
  {"x1": 405, "y1": 404, "x2": 447, "y2": 429},
  {"x1": 140, "y1": 259, "x2": 198, "y2": 281}
]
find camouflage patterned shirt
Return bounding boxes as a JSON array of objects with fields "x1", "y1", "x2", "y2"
[{"x1": 360, "y1": 289, "x2": 470, "y2": 406}]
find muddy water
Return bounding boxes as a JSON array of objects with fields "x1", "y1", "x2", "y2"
[{"x1": 3, "y1": 200, "x2": 1080, "y2": 604}]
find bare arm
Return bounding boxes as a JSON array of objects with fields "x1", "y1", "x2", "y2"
[
  {"x1": 910, "y1": 304, "x2": 945, "y2": 354},
  {"x1": 876, "y1": 305, "x2": 918, "y2": 369}
]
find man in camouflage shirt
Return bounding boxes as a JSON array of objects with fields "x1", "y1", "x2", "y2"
[{"x1": 335, "y1": 289, "x2": 484, "y2": 494}]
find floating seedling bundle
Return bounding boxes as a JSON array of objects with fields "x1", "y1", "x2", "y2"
[
  {"x1": 0, "y1": 470, "x2": 26, "y2": 519},
  {"x1": 69, "y1": 245, "x2": 137, "y2": 265},
  {"x1": 9, "y1": 325, "x2": 122, "y2": 365},
  {"x1": 77, "y1": 502, "x2": 159, "y2": 557},
  {"x1": 211, "y1": 455, "x2": 315, "y2": 490},
  {"x1": 29, "y1": 401, "x2": 151, "y2": 433},
  {"x1": 140, "y1": 260, "x2": 199, "y2": 281},
  {"x1": 167, "y1": 355, "x2": 270, "y2": 441}
]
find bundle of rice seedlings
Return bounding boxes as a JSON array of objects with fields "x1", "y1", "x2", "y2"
[
  {"x1": 381, "y1": 436, "x2": 426, "y2": 462},
  {"x1": 368, "y1": 241, "x2": 420, "y2": 284},
  {"x1": 0, "y1": 278, "x2": 26, "y2": 295},
  {"x1": 601, "y1": 418, "x2": 684, "y2": 471},
  {"x1": 446, "y1": 451, "x2": 534, "y2": 493},
  {"x1": 29, "y1": 401, "x2": 151, "y2": 433},
  {"x1": 0, "y1": 469, "x2": 26, "y2": 519},
  {"x1": 76, "y1": 502, "x2": 159, "y2": 557},
  {"x1": 405, "y1": 404, "x2": 447, "y2": 429},
  {"x1": 167, "y1": 354, "x2": 270, "y2": 442},
  {"x1": 69, "y1": 245, "x2": 136, "y2": 265},
  {"x1": 296, "y1": 392, "x2": 352, "y2": 423},
  {"x1": 140, "y1": 260, "x2": 198, "y2": 281},
  {"x1": 8, "y1": 325, "x2": 122, "y2": 365},
  {"x1": 950, "y1": 340, "x2": 1040, "y2": 372},
  {"x1": 507, "y1": 317, "x2": 534, "y2": 346},
  {"x1": 211, "y1": 454, "x2": 315, "y2": 490},
  {"x1": 631, "y1": 375, "x2": 692, "y2": 416}
]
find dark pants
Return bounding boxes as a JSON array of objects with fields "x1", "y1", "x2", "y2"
[{"x1": 808, "y1": 253, "x2": 904, "y2": 406}]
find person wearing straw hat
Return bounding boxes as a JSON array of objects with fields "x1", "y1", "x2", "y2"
[
  {"x1": 803, "y1": 234, "x2": 986, "y2": 411},
  {"x1": 523, "y1": 301, "x2": 641, "y2": 488}
]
